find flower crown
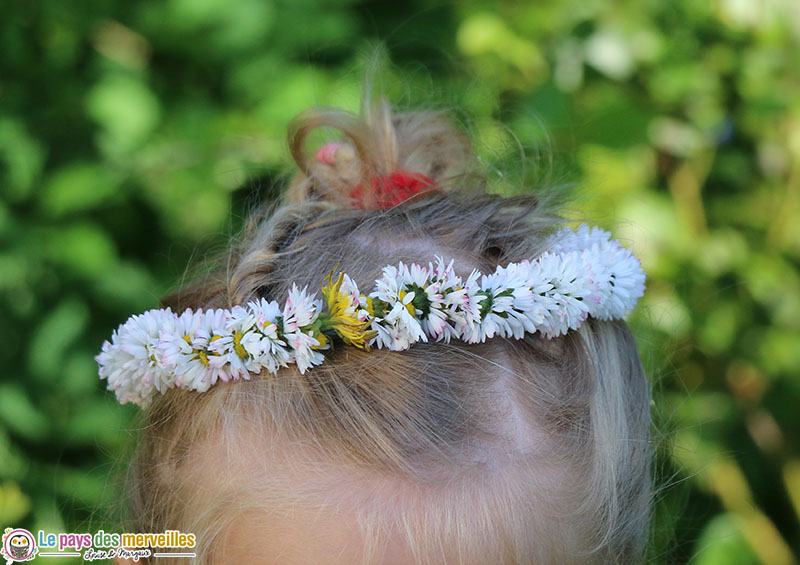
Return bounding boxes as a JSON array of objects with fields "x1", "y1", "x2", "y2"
[{"x1": 96, "y1": 225, "x2": 645, "y2": 407}]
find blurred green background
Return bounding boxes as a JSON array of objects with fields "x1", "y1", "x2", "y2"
[{"x1": 2, "y1": 0, "x2": 799, "y2": 563}]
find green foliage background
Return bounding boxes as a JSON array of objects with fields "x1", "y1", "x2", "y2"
[{"x1": 2, "y1": 0, "x2": 799, "y2": 563}]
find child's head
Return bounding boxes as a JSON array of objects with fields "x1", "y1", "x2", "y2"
[{"x1": 112, "y1": 101, "x2": 651, "y2": 564}]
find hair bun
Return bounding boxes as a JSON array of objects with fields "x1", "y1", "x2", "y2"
[{"x1": 286, "y1": 99, "x2": 475, "y2": 208}]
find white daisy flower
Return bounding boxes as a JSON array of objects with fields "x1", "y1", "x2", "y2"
[
  {"x1": 247, "y1": 298, "x2": 292, "y2": 372},
  {"x1": 416, "y1": 277, "x2": 447, "y2": 338},
  {"x1": 399, "y1": 261, "x2": 430, "y2": 288},
  {"x1": 535, "y1": 252, "x2": 594, "y2": 337},
  {"x1": 284, "y1": 330, "x2": 324, "y2": 373},
  {"x1": 589, "y1": 244, "x2": 646, "y2": 320},
  {"x1": 486, "y1": 262, "x2": 544, "y2": 339},
  {"x1": 418, "y1": 257, "x2": 464, "y2": 341},
  {"x1": 457, "y1": 269, "x2": 486, "y2": 343},
  {"x1": 280, "y1": 285, "x2": 327, "y2": 372},
  {"x1": 371, "y1": 264, "x2": 404, "y2": 305},
  {"x1": 208, "y1": 300, "x2": 290, "y2": 379},
  {"x1": 371, "y1": 322, "x2": 395, "y2": 350},
  {"x1": 157, "y1": 308, "x2": 230, "y2": 392},
  {"x1": 338, "y1": 274, "x2": 366, "y2": 310},
  {"x1": 546, "y1": 224, "x2": 612, "y2": 254},
  {"x1": 369, "y1": 262, "x2": 427, "y2": 350},
  {"x1": 95, "y1": 308, "x2": 176, "y2": 406},
  {"x1": 544, "y1": 223, "x2": 645, "y2": 321},
  {"x1": 334, "y1": 274, "x2": 376, "y2": 324},
  {"x1": 371, "y1": 294, "x2": 427, "y2": 351},
  {"x1": 387, "y1": 260, "x2": 458, "y2": 341},
  {"x1": 283, "y1": 284, "x2": 321, "y2": 331}
]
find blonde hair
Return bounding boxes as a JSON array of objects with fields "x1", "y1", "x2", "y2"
[{"x1": 124, "y1": 100, "x2": 651, "y2": 564}]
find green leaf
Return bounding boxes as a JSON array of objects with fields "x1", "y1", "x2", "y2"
[
  {"x1": 86, "y1": 73, "x2": 161, "y2": 156},
  {"x1": 92, "y1": 260, "x2": 160, "y2": 312},
  {"x1": 63, "y1": 399, "x2": 127, "y2": 449},
  {"x1": 47, "y1": 222, "x2": 118, "y2": 278},
  {"x1": 0, "y1": 429, "x2": 28, "y2": 480},
  {"x1": 40, "y1": 163, "x2": 121, "y2": 216},
  {"x1": 0, "y1": 384, "x2": 50, "y2": 441},
  {"x1": 0, "y1": 480, "x2": 32, "y2": 524},
  {"x1": 28, "y1": 297, "x2": 89, "y2": 382},
  {"x1": 692, "y1": 513, "x2": 758, "y2": 565},
  {"x1": 0, "y1": 118, "x2": 45, "y2": 202}
]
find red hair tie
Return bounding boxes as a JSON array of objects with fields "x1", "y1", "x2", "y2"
[{"x1": 350, "y1": 171, "x2": 437, "y2": 209}]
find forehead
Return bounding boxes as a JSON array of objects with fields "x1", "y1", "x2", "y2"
[
  {"x1": 188, "y1": 426, "x2": 459, "y2": 564},
  {"x1": 191, "y1": 442, "x2": 410, "y2": 564},
  {"x1": 217, "y1": 507, "x2": 417, "y2": 564},
  {"x1": 177, "y1": 392, "x2": 575, "y2": 563}
]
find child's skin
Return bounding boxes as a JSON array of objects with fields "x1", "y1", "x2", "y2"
[
  {"x1": 112, "y1": 437, "x2": 423, "y2": 564},
  {"x1": 216, "y1": 508, "x2": 413, "y2": 564},
  {"x1": 114, "y1": 511, "x2": 401, "y2": 564},
  {"x1": 113, "y1": 416, "x2": 531, "y2": 565},
  {"x1": 115, "y1": 420, "x2": 567, "y2": 564}
]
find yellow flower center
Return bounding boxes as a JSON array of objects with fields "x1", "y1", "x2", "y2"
[
  {"x1": 313, "y1": 332, "x2": 328, "y2": 349},
  {"x1": 233, "y1": 330, "x2": 248, "y2": 359},
  {"x1": 398, "y1": 290, "x2": 416, "y2": 316}
]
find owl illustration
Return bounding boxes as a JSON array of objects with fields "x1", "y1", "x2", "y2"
[{"x1": 9, "y1": 534, "x2": 31, "y2": 560}]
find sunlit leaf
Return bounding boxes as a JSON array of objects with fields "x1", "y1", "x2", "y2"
[
  {"x1": 47, "y1": 223, "x2": 118, "y2": 277},
  {"x1": 86, "y1": 73, "x2": 161, "y2": 156},
  {"x1": 28, "y1": 298, "x2": 89, "y2": 382},
  {"x1": 0, "y1": 481, "x2": 32, "y2": 524},
  {"x1": 693, "y1": 513, "x2": 758, "y2": 565},
  {"x1": 0, "y1": 118, "x2": 45, "y2": 202},
  {"x1": 0, "y1": 385, "x2": 50, "y2": 441},
  {"x1": 40, "y1": 163, "x2": 121, "y2": 216}
]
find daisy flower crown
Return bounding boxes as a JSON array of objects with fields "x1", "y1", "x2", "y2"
[{"x1": 96, "y1": 225, "x2": 646, "y2": 407}]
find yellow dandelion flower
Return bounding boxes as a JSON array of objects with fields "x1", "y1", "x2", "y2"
[{"x1": 321, "y1": 271, "x2": 377, "y2": 349}]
